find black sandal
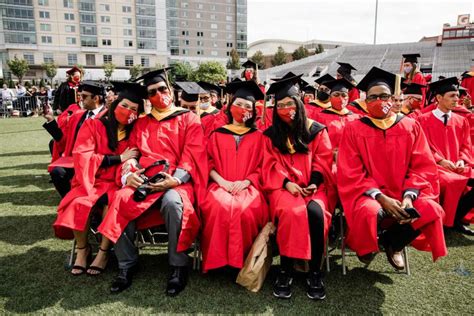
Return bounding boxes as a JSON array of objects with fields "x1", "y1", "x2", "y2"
[
  {"x1": 71, "y1": 245, "x2": 91, "y2": 276},
  {"x1": 87, "y1": 247, "x2": 109, "y2": 276}
]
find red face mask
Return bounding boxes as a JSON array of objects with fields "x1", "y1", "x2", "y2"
[
  {"x1": 277, "y1": 106, "x2": 297, "y2": 124},
  {"x1": 303, "y1": 96, "x2": 312, "y2": 104},
  {"x1": 330, "y1": 96, "x2": 347, "y2": 111},
  {"x1": 367, "y1": 100, "x2": 393, "y2": 119},
  {"x1": 244, "y1": 70, "x2": 253, "y2": 81},
  {"x1": 149, "y1": 91, "x2": 172, "y2": 110},
  {"x1": 115, "y1": 105, "x2": 137, "y2": 125},
  {"x1": 72, "y1": 75, "x2": 80, "y2": 83},
  {"x1": 230, "y1": 105, "x2": 252, "y2": 123}
]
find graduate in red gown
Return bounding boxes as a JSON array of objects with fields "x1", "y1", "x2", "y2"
[
  {"x1": 336, "y1": 62, "x2": 360, "y2": 103},
  {"x1": 98, "y1": 68, "x2": 208, "y2": 296},
  {"x1": 199, "y1": 82, "x2": 229, "y2": 137},
  {"x1": 200, "y1": 80, "x2": 269, "y2": 272},
  {"x1": 54, "y1": 82, "x2": 145, "y2": 276},
  {"x1": 418, "y1": 77, "x2": 474, "y2": 235},
  {"x1": 461, "y1": 66, "x2": 474, "y2": 99},
  {"x1": 262, "y1": 75, "x2": 334, "y2": 301},
  {"x1": 399, "y1": 83, "x2": 425, "y2": 120},
  {"x1": 338, "y1": 67, "x2": 447, "y2": 270},
  {"x1": 305, "y1": 74, "x2": 335, "y2": 120},
  {"x1": 402, "y1": 54, "x2": 427, "y2": 108}
]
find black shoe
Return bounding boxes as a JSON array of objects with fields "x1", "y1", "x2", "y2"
[
  {"x1": 453, "y1": 223, "x2": 474, "y2": 236},
  {"x1": 110, "y1": 268, "x2": 135, "y2": 294},
  {"x1": 272, "y1": 270, "x2": 293, "y2": 299},
  {"x1": 166, "y1": 266, "x2": 188, "y2": 297},
  {"x1": 306, "y1": 271, "x2": 326, "y2": 300}
]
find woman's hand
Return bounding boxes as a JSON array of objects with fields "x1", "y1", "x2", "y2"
[
  {"x1": 120, "y1": 147, "x2": 140, "y2": 162},
  {"x1": 125, "y1": 168, "x2": 145, "y2": 189},
  {"x1": 285, "y1": 181, "x2": 304, "y2": 196},
  {"x1": 230, "y1": 180, "x2": 251, "y2": 195},
  {"x1": 302, "y1": 184, "x2": 317, "y2": 197}
]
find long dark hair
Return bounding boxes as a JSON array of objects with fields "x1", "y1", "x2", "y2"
[
  {"x1": 225, "y1": 96, "x2": 257, "y2": 128},
  {"x1": 99, "y1": 96, "x2": 144, "y2": 151},
  {"x1": 270, "y1": 95, "x2": 311, "y2": 154}
]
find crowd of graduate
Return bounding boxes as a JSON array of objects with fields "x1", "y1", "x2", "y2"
[{"x1": 42, "y1": 53, "x2": 474, "y2": 300}]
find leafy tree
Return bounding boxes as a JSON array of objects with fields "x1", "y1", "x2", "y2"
[
  {"x1": 102, "y1": 62, "x2": 116, "y2": 82},
  {"x1": 193, "y1": 61, "x2": 226, "y2": 84},
  {"x1": 170, "y1": 61, "x2": 194, "y2": 82},
  {"x1": 271, "y1": 46, "x2": 287, "y2": 66},
  {"x1": 129, "y1": 64, "x2": 144, "y2": 81},
  {"x1": 292, "y1": 46, "x2": 309, "y2": 61},
  {"x1": 42, "y1": 62, "x2": 58, "y2": 84},
  {"x1": 7, "y1": 56, "x2": 29, "y2": 84},
  {"x1": 317, "y1": 44, "x2": 324, "y2": 54},
  {"x1": 250, "y1": 50, "x2": 265, "y2": 69},
  {"x1": 226, "y1": 49, "x2": 240, "y2": 70}
]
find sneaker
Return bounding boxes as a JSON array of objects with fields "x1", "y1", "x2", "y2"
[
  {"x1": 306, "y1": 271, "x2": 326, "y2": 300},
  {"x1": 273, "y1": 270, "x2": 293, "y2": 299}
]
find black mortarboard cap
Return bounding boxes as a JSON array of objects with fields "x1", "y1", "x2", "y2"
[
  {"x1": 337, "y1": 62, "x2": 357, "y2": 75},
  {"x1": 198, "y1": 81, "x2": 222, "y2": 95},
  {"x1": 134, "y1": 67, "x2": 173, "y2": 87},
  {"x1": 324, "y1": 78, "x2": 354, "y2": 92},
  {"x1": 267, "y1": 74, "x2": 302, "y2": 100},
  {"x1": 357, "y1": 67, "x2": 397, "y2": 93},
  {"x1": 66, "y1": 65, "x2": 82, "y2": 75},
  {"x1": 314, "y1": 74, "x2": 336, "y2": 85},
  {"x1": 428, "y1": 77, "x2": 459, "y2": 95},
  {"x1": 438, "y1": 75, "x2": 446, "y2": 80},
  {"x1": 242, "y1": 59, "x2": 257, "y2": 70},
  {"x1": 402, "y1": 53, "x2": 421, "y2": 63},
  {"x1": 403, "y1": 83, "x2": 426, "y2": 96},
  {"x1": 231, "y1": 77, "x2": 243, "y2": 83},
  {"x1": 303, "y1": 86, "x2": 316, "y2": 94},
  {"x1": 175, "y1": 81, "x2": 207, "y2": 102},
  {"x1": 225, "y1": 80, "x2": 264, "y2": 102},
  {"x1": 78, "y1": 81, "x2": 107, "y2": 96},
  {"x1": 110, "y1": 81, "x2": 148, "y2": 104}
]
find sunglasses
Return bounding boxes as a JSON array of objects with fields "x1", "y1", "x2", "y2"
[
  {"x1": 147, "y1": 86, "x2": 168, "y2": 96},
  {"x1": 331, "y1": 92, "x2": 348, "y2": 98},
  {"x1": 366, "y1": 94, "x2": 392, "y2": 102},
  {"x1": 200, "y1": 96, "x2": 210, "y2": 102}
]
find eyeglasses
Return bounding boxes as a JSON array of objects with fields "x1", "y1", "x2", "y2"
[
  {"x1": 80, "y1": 93, "x2": 93, "y2": 99},
  {"x1": 331, "y1": 92, "x2": 348, "y2": 98},
  {"x1": 147, "y1": 86, "x2": 168, "y2": 96},
  {"x1": 366, "y1": 93, "x2": 392, "y2": 102},
  {"x1": 200, "y1": 96, "x2": 210, "y2": 102},
  {"x1": 318, "y1": 87, "x2": 330, "y2": 93},
  {"x1": 276, "y1": 100, "x2": 296, "y2": 108}
]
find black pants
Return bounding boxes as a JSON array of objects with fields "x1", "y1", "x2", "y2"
[
  {"x1": 50, "y1": 167, "x2": 74, "y2": 198},
  {"x1": 378, "y1": 209, "x2": 421, "y2": 252},
  {"x1": 455, "y1": 186, "x2": 474, "y2": 225},
  {"x1": 281, "y1": 201, "x2": 325, "y2": 273}
]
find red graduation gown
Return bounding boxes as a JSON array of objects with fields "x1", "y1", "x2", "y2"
[
  {"x1": 337, "y1": 115, "x2": 447, "y2": 261},
  {"x1": 406, "y1": 72, "x2": 427, "y2": 109},
  {"x1": 348, "y1": 87, "x2": 360, "y2": 103},
  {"x1": 314, "y1": 109, "x2": 361, "y2": 150},
  {"x1": 201, "y1": 109, "x2": 228, "y2": 138},
  {"x1": 418, "y1": 111, "x2": 474, "y2": 227},
  {"x1": 256, "y1": 107, "x2": 273, "y2": 131},
  {"x1": 50, "y1": 103, "x2": 82, "y2": 166},
  {"x1": 200, "y1": 127, "x2": 269, "y2": 272},
  {"x1": 461, "y1": 73, "x2": 474, "y2": 100},
  {"x1": 262, "y1": 122, "x2": 335, "y2": 260},
  {"x1": 346, "y1": 99, "x2": 369, "y2": 116},
  {"x1": 53, "y1": 118, "x2": 127, "y2": 239},
  {"x1": 304, "y1": 100, "x2": 331, "y2": 120},
  {"x1": 98, "y1": 109, "x2": 208, "y2": 252}
]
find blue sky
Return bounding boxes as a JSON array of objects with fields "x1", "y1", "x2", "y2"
[{"x1": 248, "y1": 0, "x2": 474, "y2": 44}]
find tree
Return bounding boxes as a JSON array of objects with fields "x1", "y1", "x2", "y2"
[
  {"x1": 129, "y1": 64, "x2": 144, "y2": 81},
  {"x1": 271, "y1": 46, "x2": 287, "y2": 67},
  {"x1": 170, "y1": 61, "x2": 194, "y2": 82},
  {"x1": 318, "y1": 44, "x2": 324, "y2": 54},
  {"x1": 7, "y1": 56, "x2": 29, "y2": 84},
  {"x1": 226, "y1": 49, "x2": 240, "y2": 70},
  {"x1": 102, "y1": 62, "x2": 116, "y2": 82},
  {"x1": 193, "y1": 61, "x2": 226, "y2": 84},
  {"x1": 292, "y1": 46, "x2": 309, "y2": 61},
  {"x1": 42, "y1": 62, "x2": 58, "y2": 84},
  {"x1": 250, "y1": 50, "x2": 265, "y2": 69}
]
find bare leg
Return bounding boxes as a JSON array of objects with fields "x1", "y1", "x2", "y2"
[
  {"x1": 71, "y1": 222, "x2": 90, "y2": 275},
  {"x1": 88, "y1": 205, "x2": 111, "y2": 275}
]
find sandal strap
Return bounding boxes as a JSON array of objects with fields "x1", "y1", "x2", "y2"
[
  {"x1": 87, "y1": 266, "x2": 105, "y2": 273},
  {"x1": 98, "y1": 247, "x2": 109, "y2": 253},
  {"x1": 76, "y1": 244, "x2": 90, "y2": 250}
]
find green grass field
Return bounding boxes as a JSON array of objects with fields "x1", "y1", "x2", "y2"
[{"x1": 0, "y1": 117, "x2": 472, "y2": 315}]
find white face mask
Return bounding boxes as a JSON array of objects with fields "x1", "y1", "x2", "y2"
[
  {"x1": 199, "y1": 102, "x2": 210, "y2": 110},
  {"x1": 403, "y1": 66, "x2": 413, "y2": 74}
]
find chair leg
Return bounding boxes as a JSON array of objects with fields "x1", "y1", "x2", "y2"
[
  {"x1": 325, "y1": 237, "x2": 330, "y2": 272},
  {"x1": 340, "y1": 211, "x2": 347, "y2": 275},
  {"x1": 403, "y1": 247, "x2": 410, "y2": 276},
  {"x1": 68, "y1": 239, "x2": 76, "y2": 269}
]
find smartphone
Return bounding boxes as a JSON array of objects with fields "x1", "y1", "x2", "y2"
[{"x1": 404, "y1": 207, "x2": 421, "y2": 219}]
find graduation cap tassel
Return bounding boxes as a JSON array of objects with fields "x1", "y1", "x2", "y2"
[{"x1": 394, "y1": 74, "x2": 401, "y2": 97}]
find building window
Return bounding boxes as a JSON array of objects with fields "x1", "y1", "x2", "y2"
[
  {"x1": 213, "y1": 41, "x2": 218, "y2": 47},
  {"x1": 124, "y1": 29, "x2": 133, "y2": 36},
  {"x1": 101, "y1": 16, "x2": 110, "y2": 23},
  {"x1": 183, "y1": 39, "x2": 189, "y2": 45},
  {"x1": 102, "y1": 39, "x2": 111, "y2": 46},
  {"x1": 226, "y1": 42, "x2": 233, "y2": 48},
  {"x1": 226, "y1": 24, "x2": 232, "y2": 31},
  {"x1": 123, "y1": 17, "x2": 132, "y2": 24},
  {"x1": 40, "y1": 23, "x2": 51, "y2": 31},
  {"x1": 211, "y1": 23, "x2": 217, "y2": 29},
  {"x1": 66, "y1": 37, "x2": 76, "y2": 44},
  {"x1": 63, "y1": 0, "x2": 73, "y2": 8},
  {"x1": 38, "y1": 0, "x2": 49, "y2": 6},
  {"x1": 103, "y1": 55, "x2": 112, "y2": 63},
  {"x1": 197, "y1": 3, "x2": 203, "y2": 9},
  {"x1": 226, "y1": 51, "x2": 230, "y2": 56},
  {"x1": 182, "y1": 30, "x2": 189, "y2": 36},
  {"x1": 65, "y1": 25, "x2": 75, "y2": 33},
  {"x1": 211, "y1": 5, "x2": 216, "y2": 10},
  {"x1": 181, "y1": 2, "x2": 188, "y2": 8},
  {"x1": 80, "y1": 25, "x2": 97, "y2": 35},
  {"x1": 181, "y1": 21, "x2": 188, "y2": 27},
  {"x1": 141, "y1": 56, "x2": 150, "y2": 67},
  {"x1": 197, "y1": 50, "x2": 204, "y2": 55},
  {"x1": 226, "y1": 15, "x2": 233, "y2": 21},
  {"x1": 80, "y1": 13, "x2": 96, "y2": 23},
  {"x1": 39, "y1": 11, "x2": 50, "y2": 19},
  {"x1": 64, "y1": 13, "x2": 74, "y2": 20},
  {"x1": 197, "y1": 32, "x2": 204, "y2": 37},
  {"x1": 170, "y1": 48, "x2": 179, "y2": 56},
  {"x1": 124, "y1": 40, "x2": 133, "y2": 47},
  {"x1": 81, "y1": 37, "x2": 98, "y2": 47},
  {"x1": 211, "y1": 14, "x2": 216, "y2": 20},
  {"x1": 125, "y1": 56, "x2": 134, "y2": 67},
  {"x1": 211, "y1": 32, "x2": 218, "y2": 38},
  {"x1": 101, "y1": 28, "x2": 111, "y2": 35},
  {"x1": 23, "y1": 54, "x2": 34, "y2": 64},
  {"x1": 122, "y1": 6, "x2": 131, "y2": 13},
  {"x1": 182, "y1": 49, "x2": 188, "y2": 55},
  {"x1": 197, "y1": 40, "x2": 204, "y2": 46},
  {"x1": 85, "y1": 54, "x2": 96, "y2": 66},
  {"x1": 211, "y1": 51, "x2": 218, "y2": 56},
  {"x1": 196, "y1": 13, "x2": 201, "y2": 18},
  {"x1": 41, "y1": 36, "x2": 52, "y2": 43},
  {"x1": 43, "y1": 53, "x2": 54, "y2": 63},
  {"x1": 100, "y1": 4, "x2": 110, "y2": 11},
  {"x1": 67, "y1": 53, "x2": 77, "y2": 66},
  {"x1": 182, "y1": 11, "x2": 187, "y2": 18}
]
